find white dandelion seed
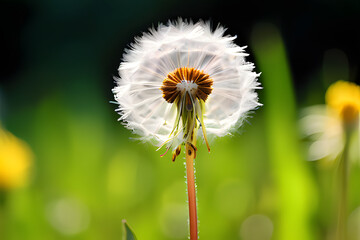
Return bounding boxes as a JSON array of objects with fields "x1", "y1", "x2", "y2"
[
  {"x1": 300, "y1": 105, "x2": 345, "y2": 161},
  {"x1": 113, "y1": 19, "x2": 261, "y2": 160}
]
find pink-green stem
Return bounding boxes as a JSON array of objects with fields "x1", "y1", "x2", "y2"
[{"x1": 186, "y1": 143, "x2": 198, "y2": 240}]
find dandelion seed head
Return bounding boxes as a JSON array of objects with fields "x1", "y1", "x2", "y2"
[{"x1": 113, "y1": 19, "x2": 261, "y2": 155}]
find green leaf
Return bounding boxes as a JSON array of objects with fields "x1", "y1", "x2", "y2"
[{"x1": 122, "y1": 219, "x2": 137, "y2": 240}]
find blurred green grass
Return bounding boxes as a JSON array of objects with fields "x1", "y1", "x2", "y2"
[
  {"x1": 251, "y1": 23, "x2": 316, "y2": 240},
  {"x1": 1, "y1": 17, "x2": 360, "y2": 240}
]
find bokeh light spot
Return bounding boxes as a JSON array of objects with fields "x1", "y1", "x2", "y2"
[{"x1": 240, "y1": 214, "x2": 273, "y2": 240}]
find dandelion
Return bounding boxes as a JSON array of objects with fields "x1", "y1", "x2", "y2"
[
  {"x1": 113, "y1": 19, "x2": 261, "y2": 239},
  {"x1": 0, "y1": 126, "x2": 33, "y2": 190},
  {"x1": 301, "y1": 81, "x2": 360, "y2": 162},
  {"x1": 301, "y1": 80, "x2": 360, "y2": 240},
  {"x1": 326, "y1": 81, "x2": 360, "y2": 127},
  {"x1": 113, "y1": 19, "x2": 261, "y2": 159}
]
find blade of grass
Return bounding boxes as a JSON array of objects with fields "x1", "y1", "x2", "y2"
[
  {"x1": 122, "y1": 219, "x2": 137, "y2": 240},
  {"x1": 251, "y1": 23, "x2": 317, "y2": 240}
]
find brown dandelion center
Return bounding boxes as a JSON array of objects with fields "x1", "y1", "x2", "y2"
[
  {"x1": 160, "y1": 67, "x2": 213, "y2": 103},
  {"x1": 341, "y1": 104, "x2": 359, "y2": 125}
]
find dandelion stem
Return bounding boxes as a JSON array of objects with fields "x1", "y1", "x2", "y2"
[
  {"x1": 336, "y1": 128, "x2": 350, "y2": 240},
  {"x1": 0, "y1": 191, "x2": 6, "y2": 238},
  {"x1": 185, "y1": 142, "x2": 198, "y2": 240}
]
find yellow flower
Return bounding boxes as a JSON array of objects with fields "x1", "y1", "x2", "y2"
[
  {"x1": 326, "y1": 80, "x2": 360, "y2": 126},
  {"x1": 301, "y1": 81, "x2": 360, "y2": 162},
  {"x1": 0, "y1": 127, "x2": 33, "y2": 190}
]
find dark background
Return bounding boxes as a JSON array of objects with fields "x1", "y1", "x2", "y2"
[{"x1": 2, "y1": 0, "x2": 360, "y2": 109}]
